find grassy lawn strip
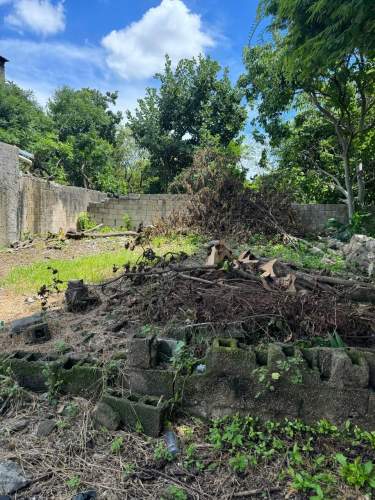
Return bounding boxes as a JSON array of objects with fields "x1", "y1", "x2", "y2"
[
  {"x1": 249, "y1": 236, "x2": 346, "y2": 273},
  {"x1": 0, "y1": 234, "x2": 201, "y2": 295}
]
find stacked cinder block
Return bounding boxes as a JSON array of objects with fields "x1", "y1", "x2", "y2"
[
  {"x1": 88, "y1": 194, "x2": 189, "y2": 229},
  {"x1": 293, "y1": 203, "x2": 348, "y2": 233}
]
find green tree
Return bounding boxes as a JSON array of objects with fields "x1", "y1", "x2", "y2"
[
  {"x1": 47, "y1": 87, "x2": 122, "y2": 190},
  {"x1": 0, "y1": 81, "x2": 49, "y2": 150},
  {"x1": 240, "y1": 12, "x2": 375, "y2": 218},
  {"x1": 261, "y1": 0, "x2": 375, "y2": 73},
  {"x1": 128, "y1": 55, "x2": 247, "y2": 192},
  {"x1": 112, "y1": 127, "x2": 153, "y2": 193}
]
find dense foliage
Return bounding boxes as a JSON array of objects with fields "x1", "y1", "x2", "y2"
[
  {"x1": 242, "y1": 0, "x2": 375, "y2": 217},
  {"x1": 127, "y1": 56, "x2": 247, "y2": 192}
]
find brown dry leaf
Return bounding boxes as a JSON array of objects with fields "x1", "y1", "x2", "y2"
[
  {"x1": 276, "y1": 273, "x2": 297, "y2": 293},
  {"x1": 238, "y1": 250, "x2": 258, "y2": 264},
  {"x1": 260, "y1": 259, "x2": 278, "y2": 278},
  {"x1": 205, "y1": 241, "x2": 233, "y2": 266},
  {"x1": 260, "y1": 277, "x2": 273, "y2": 291}
]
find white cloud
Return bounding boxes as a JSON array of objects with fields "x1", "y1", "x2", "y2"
[
  {"x1": 0, "y1": 38, "x2": 147, "y2": 113},
  {"x1": 5, "y1": 0, "x2": 65, "y2": 36},
  {"x1": 102, "y1": 0, "x2": 215, "y2": 80}
]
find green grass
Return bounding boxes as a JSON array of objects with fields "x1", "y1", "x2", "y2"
[
  {"x1": 0, "y1": 234, "x2": 201, "y2": 295},
  {"x1": 248, "y1": 237, "x2": 346, "y2": 273}
]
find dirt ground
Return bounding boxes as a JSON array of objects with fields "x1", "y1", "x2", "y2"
[{"x1": 0, "y1": 236, "x2": 129, "y2": 323}]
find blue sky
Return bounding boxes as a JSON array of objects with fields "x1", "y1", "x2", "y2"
[{"x1": 0, "y1": 0, "x2": 261, "y2": 112}]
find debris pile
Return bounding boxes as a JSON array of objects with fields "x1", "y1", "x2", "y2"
[
  {"x1": 167, "y1": 147, "x2": 301, "y2": 239},
  {"x1": 343, "y1": 234, "x2": 375, "y2": 277},
  {"x1": 99, "y1": 240, "x2": 375, "y2": 347}
]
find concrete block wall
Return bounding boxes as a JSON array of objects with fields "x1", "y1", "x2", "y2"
[
  {"x1": 19, "y1": 175, "x2": 106, "y2": 236},
  {"x1": 0, "y1": 141, "x2": 107, "y2": 245},
  {"x1": 0, "y1": 142, "x2": 21, "y2": 246},
  {"x1": 88, "y1": 194, "x2": 189, "y2": 229},
  {"x1": 293, "y1": 203, "x2": 348, "y2": 233},
  {"x1": 0, "y1": 140, "x2": 351, "y2": 244},
  {"x1": 89, "y1": 196, "x2": 349, "y2": 234}
]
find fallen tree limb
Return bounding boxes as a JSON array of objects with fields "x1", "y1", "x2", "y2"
[{"x1": 87, "y1": 230, "x2": 138, "y2": 238}]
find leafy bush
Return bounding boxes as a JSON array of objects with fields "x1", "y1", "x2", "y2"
[
  {"x1": 229, "y1": 453, "x2": 249, "y2": 473},
  {"x1": 335, "y1": 454, "x2": 375, "y2": 488},
  {"x1": 77, "y1": 211, "x2": 97, "y2": 231},
  {"x1": 327, "y1": 211, "x2": 375, "y2": 241}
]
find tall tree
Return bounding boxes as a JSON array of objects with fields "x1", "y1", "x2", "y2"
[
  {"x1": 47, "y1": 87, "x2": 122, "y2": 190},
  {"x1": 0, "y1": 81, "x2": 49, "y2": 150},
  {"x1": 128, "y1": 56, "x2": 247, "y2": 192},
  {"x1": 241, "y1": 1, "x2": 375, "y2": 218}
]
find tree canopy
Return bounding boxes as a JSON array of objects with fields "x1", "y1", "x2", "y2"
[
  {"x1": 241, "y1": 0, "x2": 375, "y2": 218},
  {"x1": 127, "y1": 56, "x2": 247, "y2": 192}
]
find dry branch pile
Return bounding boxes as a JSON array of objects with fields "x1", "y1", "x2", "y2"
[
  {"x1": 99, "y1": 241, "x2": 375, "y2": 348},
  {"x1": 167, "y1": 148, "x2": 300, "y2": 240}
]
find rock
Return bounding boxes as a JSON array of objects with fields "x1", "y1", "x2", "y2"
[
  {"x1": 65, "y1": 280, "x2": 100, "y2": 313},
  {"x1": 343, "y1": 234, "x2": 375, "y2": 276},
  {"x1": 310, "y1": 246, "x2": 324, "y2": 255},
  {"x1": 93, "y1": 402, "x2": 120, "y2": 431},
  {"x1": 0, "y1": 461, "x2": 28, "y2": 495},
  {"x1": 326, "y1": 237, "x2": 344, "y2": 251},
  {"x1": 36, "y1": 419, "x2": 56, "y2": 437},
  {"x1": 72, "y1": 491, "x2": 97, "y2": 500},
  {"x1": 321, "y1": 256, "x2": 335, "y2": 265},
  {"x1": 6, "y1": 419, "x2": 29, "y2": 434}
]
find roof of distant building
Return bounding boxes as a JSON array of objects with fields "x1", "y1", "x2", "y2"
[{"x1": 0, "y1": 56, "x2": 9, "y2": 64}]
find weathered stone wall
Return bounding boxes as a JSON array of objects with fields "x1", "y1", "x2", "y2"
[
  {"x1": 292, "y1": 203, "x2": 348, "y2": 233},
  {"x1": 19, "y1": 175, "x2": 106, "y2": 236},
  {"x1": 0, "y1": 141, "x2": 107, "y2": 244},
  {"x1": 122, "y1": 336, "x2": 375, "y2": 430},
  {"x1": 1, "y1": 139, "x2": 350, "y2": 244},
  {"x1": 88, "y1": 194, "x2": 189, "y2": 230},
  {"x1": 89, "y1": 196, "x2": 348, "y2": 233}
]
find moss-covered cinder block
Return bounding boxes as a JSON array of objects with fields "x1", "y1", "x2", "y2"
[
  {"x1": 206, "y1": 338, "x2": 256, "y2": 377},
  {"x1": 126, "y1": 336, "x2": 156, "y2": 369},
  {"x1": 0, "y1": 352, "x2": 57, "y2": 392},
  {"x1": 101, "y1": 390, "x2": 169, "y2": 437},
  {"x1": 58, "y1": 361, "x2": 103, "y2": 398},
  {"x1": 127, "y1": 368, "x2": 175, "y2": 399}
]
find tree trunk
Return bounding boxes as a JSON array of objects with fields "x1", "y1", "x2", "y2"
[
  {"x1": 356, "y1": 162, "x2": 366, "y2": 208},
  {"x1": 342, "y1": 147, "x2": 354, "y2": 220}
]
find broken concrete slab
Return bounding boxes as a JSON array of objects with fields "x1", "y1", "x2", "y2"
[
  {"x1": 93, "y1": 402, "x2": 120, "y2": 431},
  {"x1": 36, "y1": 419, "x2": 56, "y2": 437},
  {"x1": 0, "y1": 461, "x2": 28, "y2": 495}
]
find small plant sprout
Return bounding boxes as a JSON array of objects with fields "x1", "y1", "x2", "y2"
[
  {"x1": 153, "y1": 440, "x2": 174, "y2": 462},
  {"x1": 335, "y1": 454, "x2": 375, "y2": 489},
  {"x1": 122, "y1": 462, "x2": 135, "y2": 479},
  {"x1": 162, "y1": 485, "x2": 188, "y2": 500},
  {"x1": 66, "y1": 475, "x2": 81, "y2": 490},
  {"x1": 111, "y1": 436, "x2": 124, "y2": 454},
  {"x1": 229, "y1": 453, "x2": 249, "y2": 473}
]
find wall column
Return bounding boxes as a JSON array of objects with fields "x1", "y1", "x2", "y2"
[{"x1": 0, "y1": 142, "x2": 20, "y2": 246}]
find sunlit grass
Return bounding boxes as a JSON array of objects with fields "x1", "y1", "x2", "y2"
[
  {"x1": 0, "y1": 234, "x2": 202, "y2": 295},
  {"x1": 247, "y1": 235, "x2": 346, "y2": 273}
]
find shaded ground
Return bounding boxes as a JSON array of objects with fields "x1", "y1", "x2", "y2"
[
  {"x1": 0, "y1": 395, "x2": 373, "y2": 499},
  {"x1": 1, "y1": 236, "x2": 375, "y2": 499}
]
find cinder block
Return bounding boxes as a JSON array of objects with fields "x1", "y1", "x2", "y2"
[{"x1": 101, "y1": 391, "x2": 169, "y2": 437}]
